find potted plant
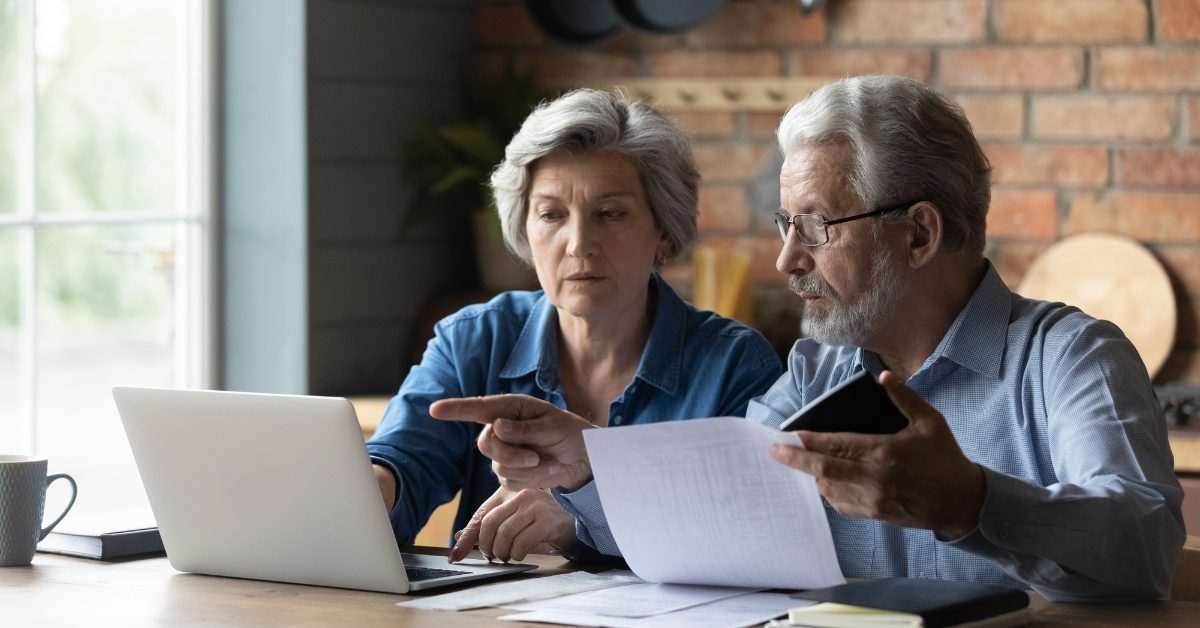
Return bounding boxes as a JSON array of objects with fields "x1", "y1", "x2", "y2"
[{"x1": 400, "y1": 73, "x2": 547, "y2": 292}]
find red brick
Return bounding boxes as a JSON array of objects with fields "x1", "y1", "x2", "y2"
[
  {"x1": 1158, "y1": 247, "x2": 1200, "y2": 299},
  {"x1": 693, "y1": 144, "x2": 772, "y2": 182},
  {"x1": 475, "y1": 3, "x2": 545, "y2": 47},
  {"x1": 670, "y1": 112, "x2": 736, "y2": 138},
  {"x1": 786, "y1": 49, "x2": 933, "y2": 83},
  {"x1": 513, "y1": 52, "x2": 640, "y2": 82},
  {"x1": 954, "y1": 95, "x2": 1024, "y2": 141},
  {"x1": 598, "y1": 31, "x2": 686, "y2": 52},
  {"x1": 995, "y1": 0, "x2": 1148, "y2": 43},
  {"x1": 985, "y1": 144, "x2": 1109, "y2": 186},
  {"x1": 1190, "y1": 97, "x2": 1200, "y2": 141},
  {"x1": 1124, "y1": 147, "x2": 1200, "y2": 188},
  {"x1": 1117, "y1": 148, "x2": 1200, "y2": 187},
  {"x1": 985, "y1": 241, "x2": 1049, "y2": 288},
  {"x1": 1159, "y1": 0, "x2": 1200, "y2": 42},
  {"x1": 1096, "y1": 48, "x2": 1200, "y2": 91},
  {"x1": 832, "y1": 0, "x2": 987, "y2": 44},
  {"x1": 940, "y1": 48, "x2": 1085, "y2": 90},
  {"x1": 686, "y1": 1, "x2": 827, "y2": 47},
  {"x1": 987, "y1": 188, "x2": 1058, "y2": 239},
  {"x1": 747, "y1": 112, "x2": 783, "y2": 140},
  {"x1": 698, "y1": 185, "x2": 752, "y2": 232},
  {"x1": 1065, "y1": 191, "x2": 1200, "y2": 242},
  {"x1": 649, "y1": 51, "x2": 782, "y2": 78},
  {"x1": 1032, "y1": 96, "x2": 1178, "y2": 141}
]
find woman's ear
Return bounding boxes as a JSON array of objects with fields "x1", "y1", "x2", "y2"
[
  {"x1": 906, "y1": 202, "x2": 942, "y2": 268},
  {"x1": 655, "y1": 231, "x2": 670, "y2": 266}
]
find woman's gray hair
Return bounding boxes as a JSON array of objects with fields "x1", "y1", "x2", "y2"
[
  {"x1": 777, "y1": 75, "x2": 991, "y2": 254},
  {"x1": 490, "y1": 88, "x2": 699, "y2": 264}
]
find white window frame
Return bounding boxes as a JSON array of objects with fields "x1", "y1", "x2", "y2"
[{"x1": 1, "y1": 0, "x2": 216, "y2": 453}]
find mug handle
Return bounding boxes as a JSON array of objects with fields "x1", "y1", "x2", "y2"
[{"x1": 39, "y1": 473, "x2": 78, "y2": 541}]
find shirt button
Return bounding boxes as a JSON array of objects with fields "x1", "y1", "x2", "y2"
[{"x1": 611, "y1": 415, "x2": 623, "y2": 425}]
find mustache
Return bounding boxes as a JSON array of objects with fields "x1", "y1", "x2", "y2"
[{"x1": 788, "y1": 273, "x2": 833, "y2": 298}]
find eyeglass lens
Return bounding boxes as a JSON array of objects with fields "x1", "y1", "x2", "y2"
[{"x1": 774, "y1": 213, "x2": 824, "y2": 245}]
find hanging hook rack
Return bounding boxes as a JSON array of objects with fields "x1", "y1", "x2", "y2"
[{"x1": 571, "y1": 77, "x2": 836, "y2": 112}]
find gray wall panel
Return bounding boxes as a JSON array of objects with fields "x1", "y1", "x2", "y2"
[
  {"x1": 309, "y1": 81, "x2": 460, "y2": 162},
  {"x1": 309, "y1": 322, "x2": 411, "y2": 396},
  {"x1": 309, "y1": 0, "x2": 470, "y2": 82}
]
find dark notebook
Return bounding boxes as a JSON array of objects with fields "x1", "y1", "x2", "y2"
[
  {"x1": 37, "y1": 510, "x2": 165, "y2": 561},
  {"x1": 789, "y1": 577, "x2": 1030, "y2": 628}
]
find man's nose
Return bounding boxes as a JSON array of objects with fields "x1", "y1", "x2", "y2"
[{"x1": 776, "y1": 235, "x2": 814, "y2": 276}]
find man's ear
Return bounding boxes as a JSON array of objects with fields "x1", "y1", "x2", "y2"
[{"x1": 906, "y1": 202, "x2": 942, "y2": 268}]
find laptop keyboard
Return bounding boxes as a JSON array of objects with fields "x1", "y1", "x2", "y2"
[{"x1": 405, "y1": 565, "x2": 471, "y2": 582}]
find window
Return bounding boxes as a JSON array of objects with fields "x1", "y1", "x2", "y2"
[{"x1": 0, "y1": 0, "x2": 213, "y2": 516}]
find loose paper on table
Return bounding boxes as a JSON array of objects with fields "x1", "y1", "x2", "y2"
[
  {"x1": 507, "y1": 582, "x2": 756, "y2": 617},
  {"x1": 501, "y1": 591, "x2": 810, "y2": 628},
  {"x1": 396, "y1": 570, "x2": 641, "y2": 611},
  {"x1": 584, "y1": 417, "x2": 845, "y2": 589}
]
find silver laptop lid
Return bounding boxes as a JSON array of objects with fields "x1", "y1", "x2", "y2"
[{"x1": 113, "y1": 387, "x2": 413, "y2": 593}]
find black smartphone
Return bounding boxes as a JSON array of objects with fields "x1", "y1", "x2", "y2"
[{"x1": 778, "y1": 370, "x2": 908, "y2": 434}]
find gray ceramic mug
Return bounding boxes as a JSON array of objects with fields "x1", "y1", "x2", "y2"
[{"x1": 0, "y1": 455, "x2": 78, "y2": 566}]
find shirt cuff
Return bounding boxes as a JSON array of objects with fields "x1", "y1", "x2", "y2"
[
  {"x1": 942, "y1": 466, "x2": 1033, "y2": 572},
  {"x1": 552, "y1": 481, "x2": 621, "y2": 557}
]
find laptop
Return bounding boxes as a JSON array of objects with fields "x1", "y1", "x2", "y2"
[{"x1": 112, "y1": 386, "x2": 536, "y2": 594}]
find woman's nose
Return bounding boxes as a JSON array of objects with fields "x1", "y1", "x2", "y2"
[{"x1": 565, "y1": 217, "x2": 598, "y2": 258}]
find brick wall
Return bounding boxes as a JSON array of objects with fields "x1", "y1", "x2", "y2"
[{"x1": 474, "y1": 0, "x2": 1200, "y2": 385}]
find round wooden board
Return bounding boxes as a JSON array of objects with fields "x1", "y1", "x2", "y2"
[{"x1": 1016, "y1": 233, "x2": 1175, "y2": 378}]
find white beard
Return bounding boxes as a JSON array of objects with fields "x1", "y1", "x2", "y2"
[{"x1": 790, "y1": 245, "x2": 902, "y2": 347}]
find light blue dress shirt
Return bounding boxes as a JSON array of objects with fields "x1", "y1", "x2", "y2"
[
  {"x1": 748, "y1": 263, "x2": 1184, "y2": 602},
  {"x1": 365, "y1": 274, "x2": 782, "y2": 551}
]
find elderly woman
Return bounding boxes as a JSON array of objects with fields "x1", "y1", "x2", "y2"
[{"x1": 366, "y1": 89, "x2": 781, "y2": 562}]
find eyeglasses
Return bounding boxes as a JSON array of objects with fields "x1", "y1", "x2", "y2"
[{"x1": 773, "y1": 200, "x2": 920, "y2": 246}]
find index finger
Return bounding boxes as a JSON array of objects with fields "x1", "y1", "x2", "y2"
[{"x1": 430, "y1": 394, "x2": 559, "y2": 425}]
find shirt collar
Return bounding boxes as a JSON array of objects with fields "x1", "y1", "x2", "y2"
[
  {"x1": 926, "y1": 261, "x2": 1011, "y2": 379},
  {"x1": 635, "y1": 274, "x2": 688, "y2": 396},
  {"x1": 857, "y1": 262, "x2": 1010, "y2": 380},
  {"x1": 499, "y1": 273, "x2": 689, "y2": 395}
]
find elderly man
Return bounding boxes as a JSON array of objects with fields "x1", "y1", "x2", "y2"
[{"x1": 433, "y1": 75, "x2": 1184, "y2": 602}]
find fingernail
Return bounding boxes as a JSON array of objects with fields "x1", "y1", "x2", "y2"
[{"x1": 495, "y1": 418, "x2": 511, "y2": 433}]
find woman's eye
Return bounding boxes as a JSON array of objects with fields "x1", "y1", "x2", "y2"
[{"x1": 597, "y1": 208, "x2": 624, "y2": 220}]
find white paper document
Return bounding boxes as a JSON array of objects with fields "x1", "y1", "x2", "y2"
[
  {"x1": 507, "y1": 582, "x2": 757, "y2": 617},
  {"x1": 395, "y1": 570, "x2": 642, "y2": 611},
  {"x1": 584, "y1": 417, "x2": 845, "y2": 589},
  {"x1": 500, "y1": 591, "x2": 808, "y2": 628}
]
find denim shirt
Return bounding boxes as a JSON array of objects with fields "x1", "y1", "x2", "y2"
[
  {"x1": 748, "y1": 263, "x2": 1184, "y2": 602},
  {"x1": 365, "y1": 274, "x2": 782, "y2": 551}
]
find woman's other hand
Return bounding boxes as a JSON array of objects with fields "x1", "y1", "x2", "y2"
[{"x1": 449, "y1": 486, "x2": 576, "y2": 563}]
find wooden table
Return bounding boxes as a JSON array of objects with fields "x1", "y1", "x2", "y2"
[{"x1": 3, "y1": 550, "x2": 1199, "y2": 627}]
